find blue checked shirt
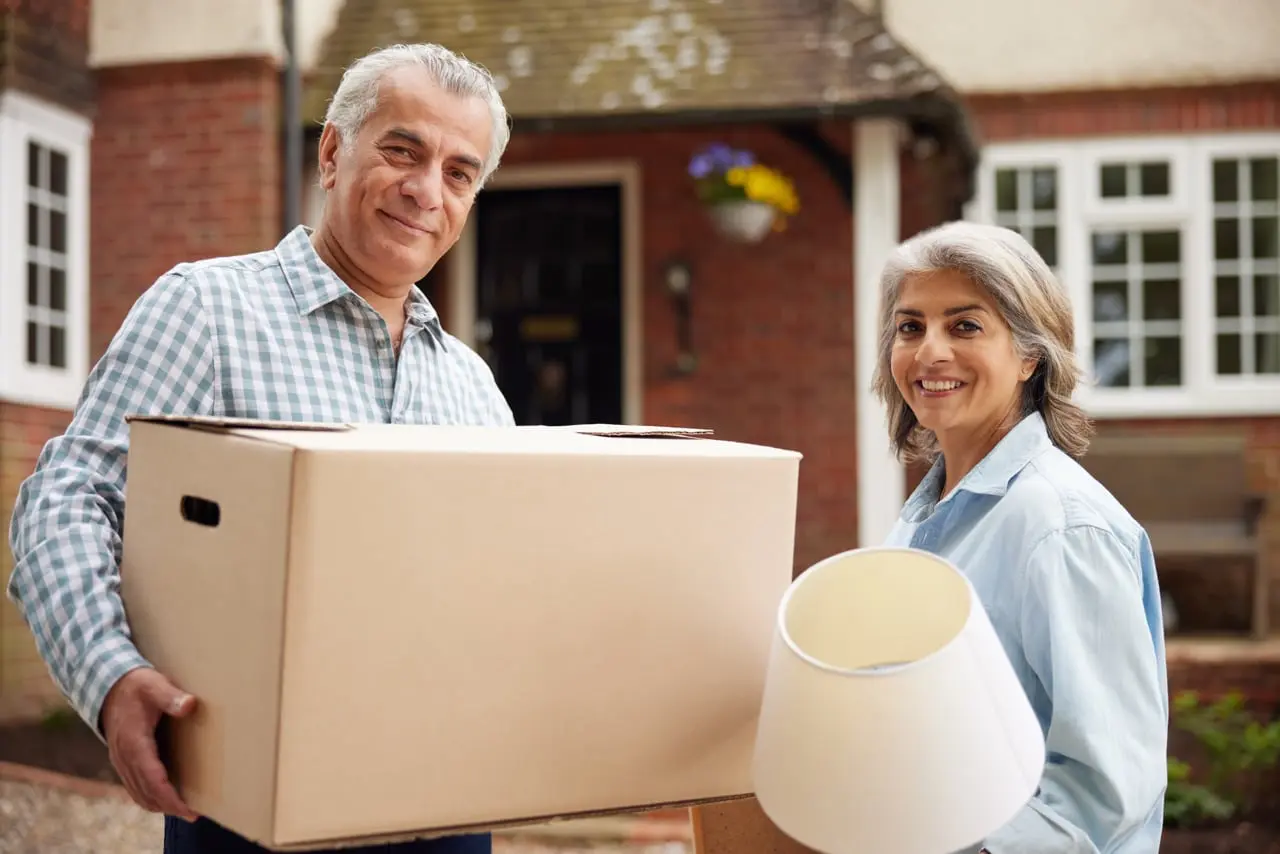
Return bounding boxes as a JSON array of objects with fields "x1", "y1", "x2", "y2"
[
  {"x1": 8, "y1": 225, "x2": 514, "y2": 734},
  {"x1": 884, "y1": 412, "x2": 1168, "y2": 854}
]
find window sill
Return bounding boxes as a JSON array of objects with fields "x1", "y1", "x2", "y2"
[{"x1": 1077, "y1": 384, "x2": 1280, "y2": 420}]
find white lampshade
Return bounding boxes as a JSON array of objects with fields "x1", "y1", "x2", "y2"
[{"x1": 751, "y1": 547, "x2": 1046, "y2": 854}]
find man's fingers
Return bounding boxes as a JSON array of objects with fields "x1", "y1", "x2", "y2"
[{"x1": 135, "y1": 739, "x2": 197, "y2": 820}]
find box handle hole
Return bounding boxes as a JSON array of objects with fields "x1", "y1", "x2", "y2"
[{"x1": 180, "y1": 496, "x2": 221, "y2": 528}]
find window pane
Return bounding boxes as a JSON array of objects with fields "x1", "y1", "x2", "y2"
[
  {"x1": 49, "y1": 268, "x2": 67, "y2": 312},
  {"x1": 1258, "y1": 334, "x2": 1280, "y2": 374},
  {"x1": 1143, "y1": 279, "x2": 1180, "y2": 321},
  {"x1": 1032, "y1": 226, "x2": 1057, "y2": 267},
  {"x1": 1255, "y1": 274, "x2": 1279, "y2": 318},
  {"x1": 1216, "y1": 276, "x2": 1240, "y2": 317},
  {"x1": 50, "y1": 210, "x2": 67, "y2": 254},
  {"x1": 26, "y1": 322, "x2": 40, "y2": 365},
  {"x1": 1217, "y1": 334, "x2": 1242, "y2": 375},
  {"x1": 1141, "y1": 230, "x2": 1180, "y2": 264},
  {"x1": 995, "y1": 169, "x2": 1017, "y2": 212},
  {"x1": 1092, "y1": 231, "x2": 1127, "y2": 264},
  {"x1": 1094, "y1": 281, "x2": 1128, "y2": 321},
  {"x1": 1215, "y1": 219, "x2": 1239, "y2": 260},
  {"x1": 1100, "y1": 164, "x2": 1126, "y2": 198},
  {"x1": 1140, "y1": 162, "x2": 1169, "y2": 197},
  {"x1": 1252, "y1": 157, "x2": 1278, "y2": 202},
  {"x1": 1213, "y1": 159, "x2": 1239, "y2": 203},
  {"x1": 49, "y1": 150, "x2": 69, "y2": 197},
  {"x1": 1252, "y1": 217, "x2": 1278, "y2": 259},
  {"x1": 1093, "y1": 338, "x2": 1130, "y2": 387},
  {"x1": 49, "y1": 326, "x2": 66, "y2": 369},
  {"x1": 27, "y1": 203, "x2": 40, "y2": 248},
  {"x1": 1031, "y1": 168, "x2": 1056, "y2": 210},
  {"x1": 27, "y1": 263, "x2": 40, "y2": 308},
  {"x1": 27, "y1": 142, "x2": 40, "y2": 190},
  {"x1": 1145, "y1": 337, "x2": 1182, "y2": 386}
]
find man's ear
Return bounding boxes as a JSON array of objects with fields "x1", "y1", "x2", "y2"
[{"x1": 317, "y1": 124, "x2": 341, "y2": 191}]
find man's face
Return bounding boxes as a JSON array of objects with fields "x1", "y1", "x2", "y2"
[{"x1": 317, "y1": 66, "x2": 493, "y2": 288}]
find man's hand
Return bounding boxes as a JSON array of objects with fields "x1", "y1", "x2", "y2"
[{"x1": 101, "y1": 667, "x2": 200, "y2": 821}]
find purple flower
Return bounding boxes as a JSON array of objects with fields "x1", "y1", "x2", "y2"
[
  {"x1": 690, "y1": 142, "x2": 756, "y2": 178},
  {"x1": 688, "y1": 154, "x2": 714, "y2": 178}
]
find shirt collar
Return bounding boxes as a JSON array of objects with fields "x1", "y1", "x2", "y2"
[
  {"x1": 901, "y1": 411, "x2": 1054, "y2": 521},
  {"x1": 276, "y1": 224, "x2": 442, "y2": 329}
]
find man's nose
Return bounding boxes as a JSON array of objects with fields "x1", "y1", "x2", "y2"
[{"x1": 402, "y1": 167, "x2": 443, "y2": 210}]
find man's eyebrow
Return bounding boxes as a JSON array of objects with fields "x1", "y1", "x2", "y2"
[
  {"x1": 383, "y1": 127, "x2": 424, "y2": 148},
  {"x1": 452, "y1": 153, "x2": 484, "y2": 173},
  {"x1": 383, "y1": 128, "x2": 483, "y2": 173},
  {"x1": 894, "y1": 304, "x2": 988, "y2": 317}
]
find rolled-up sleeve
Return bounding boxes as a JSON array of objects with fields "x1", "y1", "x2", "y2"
[
  {"x1": 982, "y1": 525, "x2": 1168, "y2": 854},
  {"x1": 7, "y1": 272, "x2": 219, "y2": 737}
]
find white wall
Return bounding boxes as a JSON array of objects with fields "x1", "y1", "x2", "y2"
[
  {"x1": 91, "y1": 0, "x2": 344, "y2": 71},
  {"x1": 877, "y1": 0, "x2": 1280, "y2": 93}
]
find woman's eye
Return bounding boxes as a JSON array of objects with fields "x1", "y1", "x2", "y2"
[
  {"x1": 955, "y1": 319, "x2": 981, "y2": 333},
  {"x1": 897, "y1": 321, "x2": 920, "y2": 334}
]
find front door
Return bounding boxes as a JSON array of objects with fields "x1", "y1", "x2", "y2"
[{"x1": 474, "y1": 185, "x2": 624, "y2": 426}]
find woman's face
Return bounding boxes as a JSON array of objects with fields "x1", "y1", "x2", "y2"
[{"x1": 889, "y1": 269, "x2": 1036, "y2": 446}]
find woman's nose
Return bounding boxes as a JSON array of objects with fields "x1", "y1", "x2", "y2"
[{"x1": 916, "y1": 331, "x2": 953, "y2": 365}]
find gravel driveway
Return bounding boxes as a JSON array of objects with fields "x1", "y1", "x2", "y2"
[{"x1": 0, "y1": 773, "x2": 692, "y2": 854}]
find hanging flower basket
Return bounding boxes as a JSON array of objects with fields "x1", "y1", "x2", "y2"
[
  {"x1": 706, "y1": 199, "x2": 777, "y2": 243},
  {"x1": 688, "y1": 143, "x2": 800, "y2": 244}
]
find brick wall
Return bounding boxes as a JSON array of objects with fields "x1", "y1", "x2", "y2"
[
  {"x1": 493, "y1": 121, "x2": 949, "y2": 574},
  {"x1": 0, "y1": 0, "x2": 91, "y2": 722},
  {"x1": 90, "y1": 57, "x2": 281, "y2": 360},
  {"x1": 0, "y1": 404, "x2": 73, "y2": 721},
  {"x1": 1, "y1": 55, "x2": 282, "y2": 720},
  {"x1": 0, "y1": 0, "x2": 92, "y2": 114}
]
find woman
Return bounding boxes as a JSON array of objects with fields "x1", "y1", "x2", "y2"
[{"x1": 873, "y1": 221, "x2": 1168, "y2": 854}]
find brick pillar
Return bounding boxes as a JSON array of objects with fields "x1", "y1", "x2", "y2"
[{"x1": 90, "y1": 57, "x2": 282, "y2": 360}]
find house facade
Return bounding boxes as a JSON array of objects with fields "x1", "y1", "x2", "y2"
[
  {"x1": 1, "y1": 0, "x2": 1276, "y2": 722},
  {"x1": 0, "y1": 0, "x2": 971, "y2": 719},
  {"x1": 883, "y1": 0, "x2": 1280, "y2": 645}
]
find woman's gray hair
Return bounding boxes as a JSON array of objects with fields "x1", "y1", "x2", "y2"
[
  {"x1": 324, "y1": 43, "x2": 511, "y2": 188},
  {"x1": 871, "y1": 220, "x2": 1094, "y2": 462}
]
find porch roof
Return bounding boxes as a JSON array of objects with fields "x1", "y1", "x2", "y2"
[{"x1": 302, "y1": 0, "x2": 976, "y2": 165}]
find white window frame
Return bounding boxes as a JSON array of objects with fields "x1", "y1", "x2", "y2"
[
  {"x1": 0, "y1": 89, "x2": 92, "y2": 410},
  {"x1": 968, "y1": 131, "x2": 1280, "y2": 419}
]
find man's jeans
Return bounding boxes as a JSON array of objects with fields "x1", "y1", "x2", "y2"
[{"x1": 163, "y1": 816, "x2": 492, "y2": 854}]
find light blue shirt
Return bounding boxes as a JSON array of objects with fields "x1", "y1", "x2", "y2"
[{"x1": 883, "y1": 412, "x2": 1168, "y2": 854}]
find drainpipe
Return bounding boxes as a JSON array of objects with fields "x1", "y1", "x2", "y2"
[{"x1": 282, "y1": 0, "x2": 302, "y2": 234}]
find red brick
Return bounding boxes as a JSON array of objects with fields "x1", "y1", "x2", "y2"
[{"x1": 90, "y1": 58, "x2": 281, "y2": 361}]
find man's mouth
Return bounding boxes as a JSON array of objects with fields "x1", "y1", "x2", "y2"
[
  {"x1": 379, "y1": 210, "x2": 429, "y2": 235},
  {"x1": 916, "y1": 379, "x2": 966, "y2": 397}
]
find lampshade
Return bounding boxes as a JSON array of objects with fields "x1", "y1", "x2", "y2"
[{"x1": 751, "y1": 547, "x2": 1046, "y2": 854}]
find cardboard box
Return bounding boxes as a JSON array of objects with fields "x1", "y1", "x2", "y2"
[{"x1": 119, "y1": 416, "x2": 801, "y2": 850}]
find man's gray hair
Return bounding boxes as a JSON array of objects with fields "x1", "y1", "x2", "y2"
[{"x1": 324, "y1": 43, "x2": 511, "y2": 188}]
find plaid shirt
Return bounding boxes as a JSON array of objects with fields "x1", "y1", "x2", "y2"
[{"x1": 8, "y1": 226, "x2": 513, "y2": 733}]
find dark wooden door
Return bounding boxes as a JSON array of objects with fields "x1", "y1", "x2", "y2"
[{"x1": 474, "y1": 185, "x2": 623, "y2": 426}]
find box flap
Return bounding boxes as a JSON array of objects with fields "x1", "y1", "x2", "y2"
[
  {"x1": 125, "y1": 414, "x2": 353, "y2": 432},
  {"x1": 544, "y1": 424, "x2": 714, "y2": 439}
]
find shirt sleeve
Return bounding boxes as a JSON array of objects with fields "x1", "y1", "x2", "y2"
[
  {"x1": 6, "y1": 271, "x2": 220, "y2": 738},
  {"x1": 982, "y1": 524, "x2": 1168, "y2": 854}
]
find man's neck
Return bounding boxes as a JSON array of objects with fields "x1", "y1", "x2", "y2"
[{"x1": 309, "y1": 227, "x2": 411, "y2": 340}]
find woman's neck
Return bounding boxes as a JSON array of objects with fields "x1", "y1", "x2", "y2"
[{"x1": 936, "y1": 408, "x2": 1027, "y2": 499}]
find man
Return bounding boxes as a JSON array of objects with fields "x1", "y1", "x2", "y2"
[{"x1": 8, "y1": 43, "x2": 514, "y2": 853}]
